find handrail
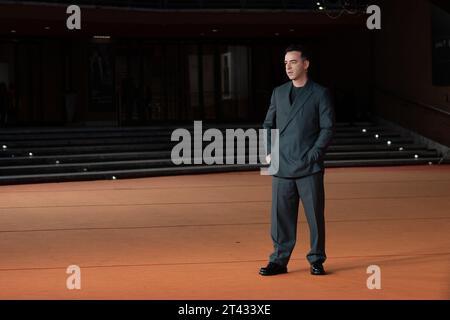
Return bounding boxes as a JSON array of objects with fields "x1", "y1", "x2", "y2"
[{"x1": 374, "y1": 87, "x2": 450, "y2": 117}]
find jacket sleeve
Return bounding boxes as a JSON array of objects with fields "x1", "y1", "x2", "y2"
[
  {"x1": 262, "y1": 89, "x2": 277, "y2": 155},
  {"x1": 306, "y1": 88, "x2": 335, "y2": 163}
]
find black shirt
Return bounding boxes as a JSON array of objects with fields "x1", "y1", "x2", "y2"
[{"x1": 289, "y1": 84, "x2": 304, "y2": 105}]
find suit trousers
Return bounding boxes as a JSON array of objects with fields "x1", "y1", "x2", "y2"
[{"x1": 269, "y1": 171, "x2": 327, "y2": 266}]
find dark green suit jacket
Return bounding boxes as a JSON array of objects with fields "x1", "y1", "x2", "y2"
[{"x1": 263, "y1": 79, "x2": 335, "y2": 178}]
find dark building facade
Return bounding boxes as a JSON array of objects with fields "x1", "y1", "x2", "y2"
[{"x1": 1, "y1": 0, "x2": 377, "y2": 127}]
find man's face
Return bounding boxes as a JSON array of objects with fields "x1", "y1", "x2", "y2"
[{"x1": 284, "y1": 51, "x2": 309, "y2": 80}]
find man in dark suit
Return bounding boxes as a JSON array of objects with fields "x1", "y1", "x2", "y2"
[{"x1": 259, "y1": 44, "x2": 335, "y2": 276}]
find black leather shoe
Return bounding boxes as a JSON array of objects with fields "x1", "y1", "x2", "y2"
[
  {"x1": 310, "y1": 263, "x2": 326, "y2": 275},
  {"x1": 259, "y1": 262, "x2": 288, "y2": 276}
]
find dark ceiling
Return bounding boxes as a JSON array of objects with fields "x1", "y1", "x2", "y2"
[
  {"x1": 0, "y1": 0, "x2": 371, "y2": 10},
  {"x1": 0, "y1": 0, "x2": 370, "y2": 39}
]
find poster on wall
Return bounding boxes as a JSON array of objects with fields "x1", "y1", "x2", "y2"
[
  {"x1": 88, "y1": 44, "x2": 114, "y2": 111},
  {"x1": 221, "y1": 52, "x2": 233, "y2": 100},
  {"x1": 0, "y1": 63, "x2": 9, "y2": 85}
]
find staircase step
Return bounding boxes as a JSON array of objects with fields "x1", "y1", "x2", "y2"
[
  {"x1": 0, "y1": 149, "x2": 439, "y2": 172},
  {"x1": 0, "y1": 121, "x2": 444, "y2": 185},
  {"x1": 0, "y1": 131, "x2": 403, "y2": 147},
  {"x1": 0, "y1": 137, "x2": 416, "y2": 157},
  {"x1": 0, "y1": 158, "x2": 442, "y2": 185}
]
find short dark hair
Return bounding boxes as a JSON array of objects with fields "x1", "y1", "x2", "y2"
[{"x1": 285, "y1": 44, "x2": 310, "y2": 61}]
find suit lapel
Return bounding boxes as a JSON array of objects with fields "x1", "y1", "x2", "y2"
[{"x1": 279, "y1": 79, "x2": 313, "y2": 134}]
